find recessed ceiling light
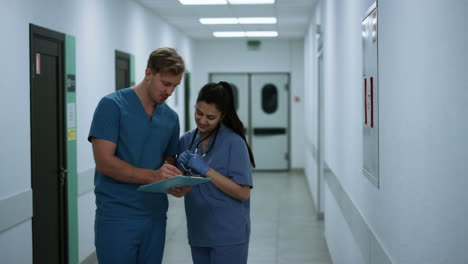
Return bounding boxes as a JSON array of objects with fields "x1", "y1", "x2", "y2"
[
  {"x1": 213, "y1": 31, "x2": 246, "y2": 37},
  {"x1": 228, "y1": 0, "x2": 275, "y2": 4},
  {"x1": 179, "y1": 0, "x2": 274, "y2": 5},
  {"x1": 213, "y1": 31, "x2": 278, "y2": 37},
  {"x1": 238, "y1": 17, "x2": 276, "y2": 24},
  {"x1": 245, "y1": 31, "x2": 278, "y2": 37},
  {"x1": 200, "y1": 17, "x2": 276, "y2": 25},
  {"x1": 179, "y1": 0, "x2": 227, "y2": 5},
  {"x1": 200, "y1": 18, "x2": 239, "y2": 24}
]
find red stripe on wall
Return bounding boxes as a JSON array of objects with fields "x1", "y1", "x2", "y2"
[
  {"x1": 364, "y1": 78, "x2": 367, "y2": 125},
  {"x1": 370, "y1": 77, "x2": 374, "y2": 128}
]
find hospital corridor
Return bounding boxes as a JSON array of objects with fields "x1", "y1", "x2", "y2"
[
  {"x1": 163, "y1": 171, "x2": 332, "y2": 264},
  {"x1": 1, "y1": 0, "x2": 467, "y2": 264}
]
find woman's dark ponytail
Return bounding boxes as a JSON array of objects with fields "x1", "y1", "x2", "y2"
[{"x1": 197, "y1": 82, "x2": 256, "y2": 168}]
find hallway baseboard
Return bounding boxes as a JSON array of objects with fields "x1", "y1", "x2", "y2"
[
  {"x1": 78, "y1": 168, "x2": 95, "y2": 196},
  {"x1": 289, "y1": 167, "x2": 305, "y2": 174},
  {"x1": 325, "y1": 167, "x2": 393, "y2": 264},
  {"x1": 0, "y1": 189, "x2": 32, "y2": 232},
  {"x1": 81, "y1": 251, "x2": 97, "y2": 264}
]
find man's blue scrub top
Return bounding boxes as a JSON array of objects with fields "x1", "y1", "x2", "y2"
[
  {"x1": 88, "y1": 88, "x2": 179, "y2": 218},
  {"x1": 179, "y1": 126, "x2": 253, "y2": 247}
]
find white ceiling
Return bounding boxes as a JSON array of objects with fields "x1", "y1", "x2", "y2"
[{"x1": 134, "y1": 0, "x2": 318, "y2": 39}]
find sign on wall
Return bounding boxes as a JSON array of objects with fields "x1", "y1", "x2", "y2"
[{"x1": 362, "y1": 1, "x2": 379, "y2": 187}]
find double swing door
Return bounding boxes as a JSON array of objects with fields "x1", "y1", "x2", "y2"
[{"x1": 210, "y1": 73, "x2": 290, "y2": 170}]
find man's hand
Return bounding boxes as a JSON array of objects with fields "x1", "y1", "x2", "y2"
[
  {"x1": 167, "y1": 186, "x2": 192, "y2": 198},
  {"x1": 154, "y1": 163, "x2": 182, "y2": 182}
]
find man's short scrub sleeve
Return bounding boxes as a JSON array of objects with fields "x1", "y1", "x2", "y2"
[{"x1": 88, "y1": 96, "x2": 120, "y2": 144}]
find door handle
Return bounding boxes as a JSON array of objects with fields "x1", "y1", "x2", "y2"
[
  {"x1": 253, "y1": 128, "x2": 286, "y2": 135},
  {"x1": 59, "y1": 167, "x2": 68, "y2": 187}
]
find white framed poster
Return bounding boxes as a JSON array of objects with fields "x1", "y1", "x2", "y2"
[{"x1": 362, "y1": 1, "x2": 379, "y2": 187}]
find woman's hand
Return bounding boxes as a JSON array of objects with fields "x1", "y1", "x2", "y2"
[
  {"x1": 188, "y1": 155, "x2": 210, "y2": 176},
  {"x1": 177, "y1": 150, "x2": 195, "y2": 165}
]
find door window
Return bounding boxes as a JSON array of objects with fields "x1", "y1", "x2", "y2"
[{"x1": 262, "y1": 84, "x2": 278, "y2": 114}]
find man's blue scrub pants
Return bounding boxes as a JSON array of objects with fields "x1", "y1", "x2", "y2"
[{"x1": 95, "y1": 214, "x2": 167, "y2": 264}]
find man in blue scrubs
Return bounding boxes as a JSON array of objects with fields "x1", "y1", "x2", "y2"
[{"x1": 88, "y1": 47, "x2": 190, "y2": 264}]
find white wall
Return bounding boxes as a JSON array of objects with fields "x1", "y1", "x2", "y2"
[
  {"x1": 304, "y1": 2, "x2": 321, "y2": 211},
  {"x1": 375, "y1": 1, "x2": 468, "y2": 262},
  {"x1": 0, "y1": 0, "x2": 193, "y2": 262},
  {"x1": 324, "y1": 186, "x2": 365, "y2": 264},
  {"x1": 303, "y1": 0, "x2": 468, "y2": 263},
  {"x1": 192, "y1": 39, "x2": 305, "y2": 169}
]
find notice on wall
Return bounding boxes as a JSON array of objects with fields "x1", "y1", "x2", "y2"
[
  {"x1": 362, "y1": 2, "x2": 379, "y2": 187},
  {"x1": 67, "y1": 128, "x2": 77, "y2": 141},
  {"x1": 67, "y1": 103, "x2": 76, "y2": 129},
  {"x1": 67, "y1": 103, "x2": 77, "y2": 141},
  {"x1": 67, "y1": 74, "x2": 76, "y2": 92}
]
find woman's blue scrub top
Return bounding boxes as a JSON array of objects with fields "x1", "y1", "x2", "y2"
[
  {"x1": 179, "y1": 127, "x2": 253, "y2": 247},
  {"x1": 88, "y1": 88, "x2": 180, "y2": 218}
]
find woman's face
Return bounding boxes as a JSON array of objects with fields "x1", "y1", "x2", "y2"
[{"x1": 194, "y1": 101, "x2": 223, "y2": 134}]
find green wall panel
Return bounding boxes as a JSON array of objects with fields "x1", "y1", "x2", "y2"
[
  {"x1": 65, "y1": 34, "x2": 78, "y2": 264},
  {"x1": 130, "y1": 54, "x2": 136, "y2": 86}
]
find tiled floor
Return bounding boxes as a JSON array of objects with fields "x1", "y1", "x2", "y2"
[{"x1": 163, "y1": 171, "x2": 332, "y2": 264}]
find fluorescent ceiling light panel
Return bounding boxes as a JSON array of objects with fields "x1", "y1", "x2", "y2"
[
  {"x1": 213, "y1": 31, "x2": 246, "y2": 37},
  {"x1": 179, "y1": 0, "x2": 227, "y2": 5},
  {"x1": 245, "y1": 31, "x2": 278, "y2": 37},
  {"x1": 200, "y1": 18, "x2": 238, "y2": 24},
  {"x1": 238, "y1": 17, "x2": 276, "y2": 24},
  {"x1": 200, "y1": 17, "x2": 276, "y2": 24},
  {"x1": 213, "y1": 31, "x2": 278, "y2": 37},
  {"x1": 228, "y1": 0, "x2": 275, "y2": 4}
]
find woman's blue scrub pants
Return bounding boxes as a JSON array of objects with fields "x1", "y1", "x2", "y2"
[{"x1": 190, "y1": 243, "x2": 249, "y2": 264}]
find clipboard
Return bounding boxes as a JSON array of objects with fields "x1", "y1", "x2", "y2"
[{"x1": 137, "y1": 175, "x2": 212, "y2": 193}]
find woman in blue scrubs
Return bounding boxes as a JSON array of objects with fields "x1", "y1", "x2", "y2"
[{"x1": 177, "y1": 81, "x2": 256, "y2": 264}]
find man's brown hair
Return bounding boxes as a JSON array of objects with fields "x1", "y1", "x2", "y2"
[{"x1": 147, "y1": 47, "x2": 185, "y2": 75}]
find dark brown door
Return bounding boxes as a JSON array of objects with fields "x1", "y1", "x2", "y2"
[
  {"x1": 115, "y1": 50, "x2": 131, "y2": 90},
  {"x1": 184, "y1": 72, "x2": 191, "y2": 132},
  {"x1": 29, "y1": 24, "x2": 68, "y2": 264}
]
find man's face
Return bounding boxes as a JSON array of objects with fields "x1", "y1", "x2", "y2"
[{"x1": 146, "y1": 70, "x2": 183, "y2": 105}]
